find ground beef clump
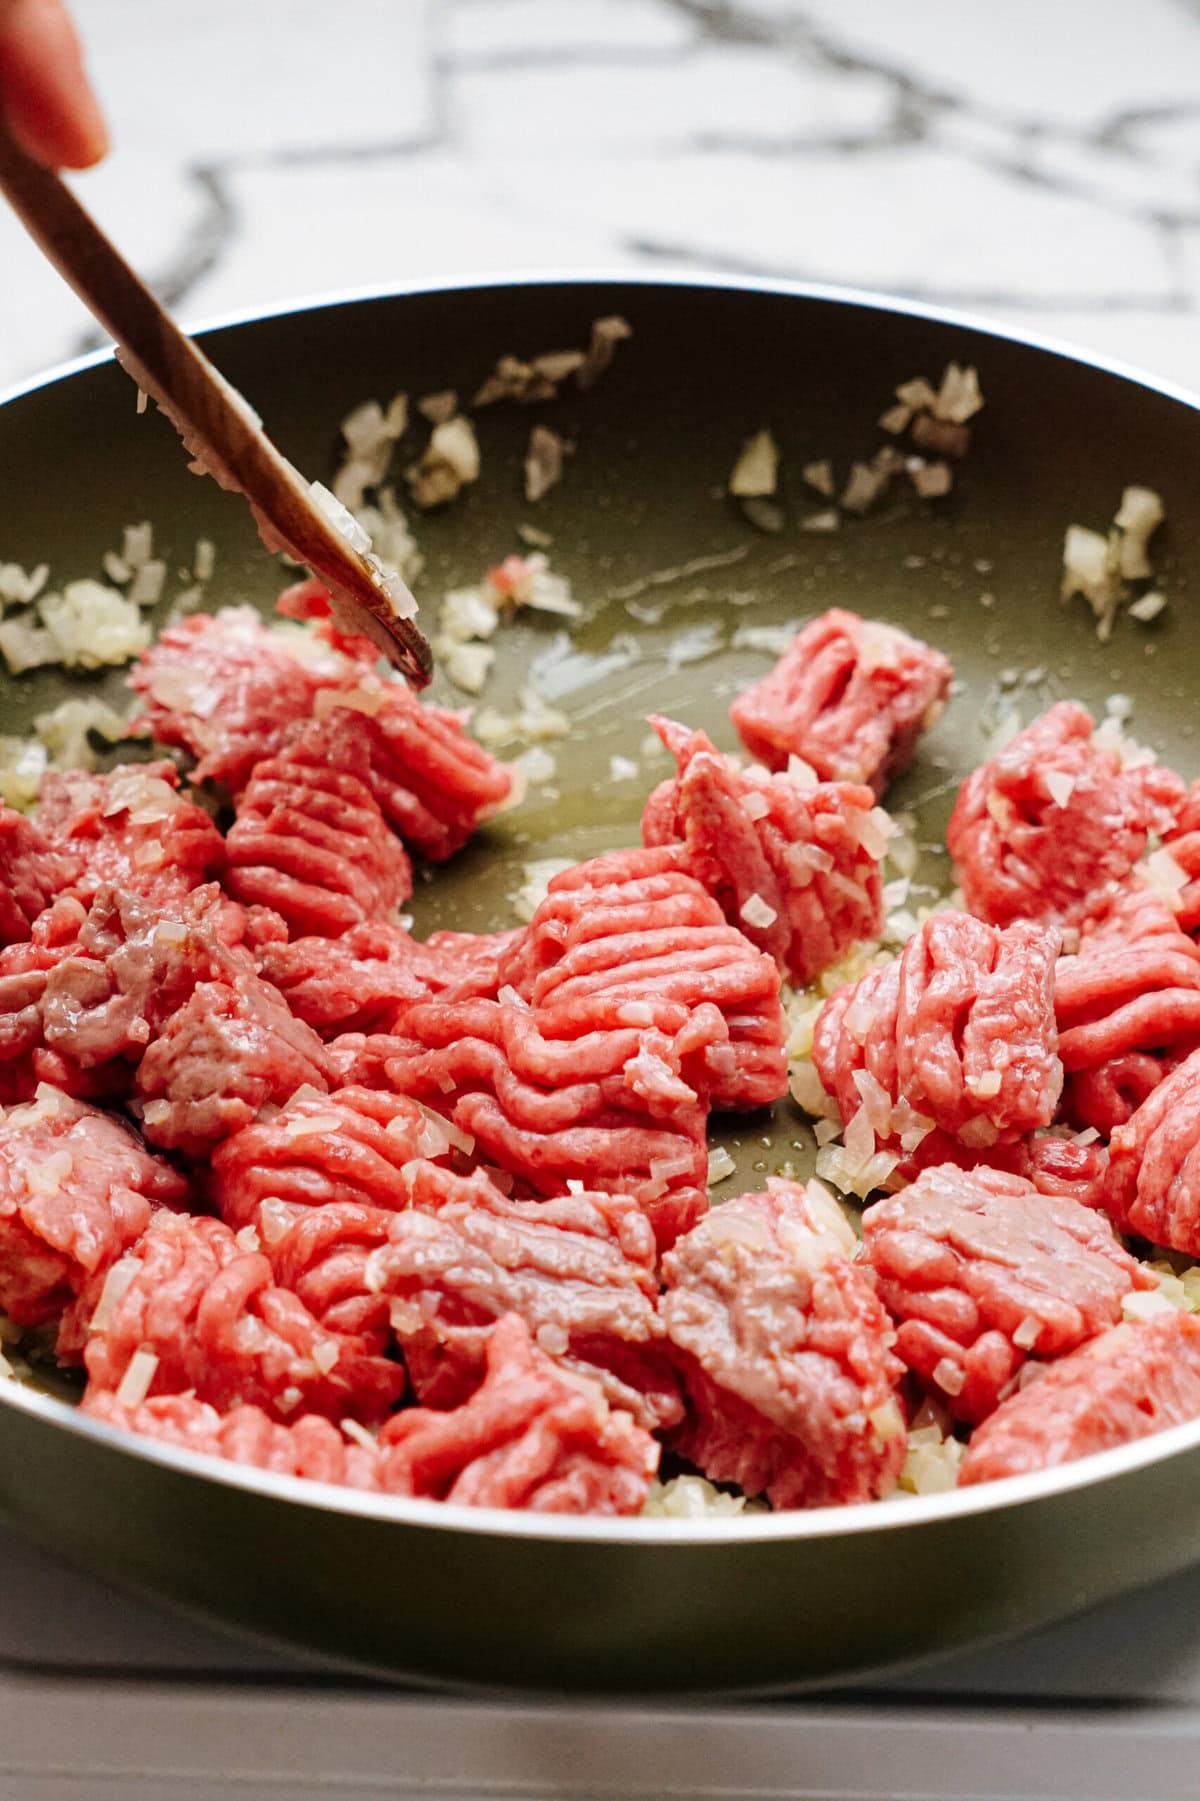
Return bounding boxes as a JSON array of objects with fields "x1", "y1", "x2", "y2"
[
  {"x1": 77, "y1": 1210, "x2": 402, "y2": 1424},
  {"x1": 958, "y1": 1313, "x2": 1200, "y2": 1486},
  {"x1": 947, "y1": 703, "x2": 1184, "y2": 933},
  {"x1": 332, "y1": 680, "x2": 513, "y2": 864},
  {"x1": 0, "y1": 1085, "x2": 187, "y2": 1335},
  {"x1": 82, "y1": 1391, "x2": 383, "y2": 1488},
  {"x1": 729, "y1": 608, "x2": 952, "y2": 797},
  {"x1": 861, "y1": 1163, "x2": 1155, "y2": 1423},
  {"x1": 1161, "y1": 781, "x2": 1200, "y2": 935},
  {"x1": 365, "y1": 1159, "x2": 681, "y2": 1431},
  {"x1": 223, "y1": 716, "x2": 412, "y2": 936},
  {"x1": 813, "y1": 911, "x2": 1062, "y2": 1162},
  {"x1": 640, "y1": 714, "x2": 885, "y2": 986},
  {"x1": 36, "y1": 884, "x2": 247, "y2": 1097},
  {"x1": 37, "y1": 764, "x2": 225, "y2": 911},
  {"x1": 373, "y1": 1312, "x2": 658, "y2": 1514},
  {"x1": 1055, "y1": 887, "x2": 1200, "y2": 1135},
  {"x1": 256, "y1": 922, "x2": 462, "y2": 1037},
  {"x1": 127, "y1": 605, "x2": 513, "y2": 862},
  {"x1": 127, "y1": 608, "x2": 351, "y2": 792},
  {"x1": 498, "y1": 845, "x2": 787, "y2": 1113},
  {"x1": 0, "y1": 804, "x2": 83, "y2": 948},
  {"x1": 379, "y1": 992, "x2": 709, "y2": 1255},
  {"x1": 1102, "y1": 1045, "x2": 1200, "y2": 1255},
  {"x1": 135, "y1": 975, "x2": 337, "y2": 1155},
  {"x1": 660, "y1": 1178, "x2": 906, "y2": 1508},
  {"x1": 211, "y1": 1084, "x2": 431, "y2": 1229}
]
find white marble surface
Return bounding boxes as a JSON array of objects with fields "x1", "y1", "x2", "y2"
[{"x1": 3, "y1": 0, "x2": 1200, "y2": 392}]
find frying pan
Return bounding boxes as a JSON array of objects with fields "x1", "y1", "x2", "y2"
[{"x1": 1, "y1": 274, "x2": 1199, "y2": 1696}]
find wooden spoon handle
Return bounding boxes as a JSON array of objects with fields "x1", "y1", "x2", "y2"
[{"x1": 0, "y1": 121, "x2": 431, "y2": 687}]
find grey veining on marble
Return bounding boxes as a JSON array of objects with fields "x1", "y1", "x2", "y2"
[{"x1": 2, "y1": 0, "x2": 1200, "y2": 391}]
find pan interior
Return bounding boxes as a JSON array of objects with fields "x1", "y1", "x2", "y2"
[{"x1": 1, "y1": 276, "x2": 1197, "y2": 1403}]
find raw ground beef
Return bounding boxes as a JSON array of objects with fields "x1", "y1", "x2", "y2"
[
  {"x1": 498, "y1": 846, "x2": 787, "y2": 1113},
  {"x1": 0, "y1": 805, "x2": 82, "y2": 947},
  {"x1": 1056, "y1": 887, "x2": 1200, "y2": 1135},
  {"x1": 365, "y1": 1158, "x2": 681, "y2": 1431},
  {"x1": 37, "y1": 764, "x2": 225, "y2": 911},
  {"x1": 421, "y1": 927, "x2": 526, "y2": 1002},
  {"x1": 135, "y1": 975, "x2": 337, "y2": 1155},
  {"x1": 729, "y1": 609, "x2": 952, "y2": 796},
  {"x1": 275, "y1": 575, "x2": 385, "y2": 666},
  {"x1": 78, "y1": 1210, "x2": 402, "y2": 1424},
  {"x1": 958, "y1": 1312, "x2": 1200, "y2": 1486},
  {"x1": 1022, "y1": 1134, "x2": 1110, "y2": 1212},
  {"x1": 83, "y1": 1390, "x2": 383, "y2": 1488},
  {"x1": 660, "y1": 1178, "x2": 906, "y2": 1508},
  {"x1": 254, "y1": 1199, "x2": 396, "y2": 1343},
  {"x1": 256, "y1": 922, "x2": 450, "y2": 1037},
  {"x1": 947, "y1": 703, "x2": 1185, "y2": 933},
  {"x1": 127, "y1": 608, "x2": 350, "y2": 792},
  {"x1": 640, "y1": 714, "x2": 885, "y2": 986},
  {"x1": 37, "y1": 884, "x2": 246, "y2": 1094},
  {"x1": 327, "y1": 679, "x2": 514, "y2": 864},
  {"x1": 861, "y1": 1163, "x2": 1155, "y2": 1423},
  {"x1": 379, "y1": 993, "x2": 709, "y2": 1254},
  {"x1": 1102, "y1": 1046, "x2": 1200, "y2": 1254},
  {"x1": 374, "y1": 1313, "x2": 658, "y2": 1514},
  {"x1": 813, "y1": 911, "x2": 1062, "y2": 1158},
  {"x1": 223, "y1": 716, "x2": 412, "y2": 936},
  {"x1": 1162, "y1": 781, "x2": 1200, "y2": 935},
  {"x1": 212, "y1": 1084, "x2": 433, "y2": 1229},
  {"x1": 128, "y1": 606, "x2": 513, "y2": 863},
  {"x1": 12, "y1": 572, "x2": 1200, "y2": 1514},
  {"x1": 0, "y1": 1085, "x2": 187, "y2": 1335}
]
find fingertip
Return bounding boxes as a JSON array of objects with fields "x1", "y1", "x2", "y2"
[{"x1": 0, "y1": 0, "x2": 109, "y2": 170}]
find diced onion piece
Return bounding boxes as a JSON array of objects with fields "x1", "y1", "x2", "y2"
[
  {"x1": 1142, "y1": 847, "x2": 1189, "y2": 899},
  {"x1": 26, "y1": 1150, "x2": 73, "y2": 1196},
  {"x1": 1045, "y1": 771, "x2": 1076, "y2": 808},
  {"x1": 728, "y1": 429, "x2": 779, "y2": 499},
  {"x1": 932, "y1": 1356, "x2": 965, "y2": 1396},
  {"x1": 933, "y1": 363, "x2": 984, "y2": 424},
  {"x1": 1129, "y1": 590, "x2": 1166, "y2": 623},
  {"x1": 740, "y1": 892, "x2": 778, "y2": 930},
  {"x1": 115, "y1": 1348, "x2": 159, "y2": 1409},
  {"x1": 786, "y1": 754, "x2": 818, "y2": 790},
  {"x1": 707, "y1": 1146, "x2": 736, "y2": 1186},
  {"x1": 1122, "y1": 1288, "x2": 1179, "y2": 1323},
  {"x1": 89, "y1": 1258, "x2": 138, "y2": 1334},
  {"x1": 412, "y1": 1100, "x2": 474, "y2": 1157}
]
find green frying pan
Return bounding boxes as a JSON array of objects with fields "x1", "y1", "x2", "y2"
[{"x1": 1, "y1": 275, "x2": 1198, "y2": 1695}]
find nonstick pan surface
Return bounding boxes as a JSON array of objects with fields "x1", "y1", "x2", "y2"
[{"x1": 2, "y1": 275, "x2": 1199, "y2": 1695}]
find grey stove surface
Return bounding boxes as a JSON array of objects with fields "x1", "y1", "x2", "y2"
[{"x1": 4, "y1": 1523, "x2": 1200, "y2": 1801}]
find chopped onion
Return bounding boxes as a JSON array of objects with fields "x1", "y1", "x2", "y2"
[
  {"x1": 932, "y1": 1356, "x2": 965, "y2": 1396},
  {"x1": 115, "y1": 1347, "x2": 159, "y2": 1410},
  {"x1": 729, "y1": 430, "x2": 779, "y2": 499},
  {"x1": 89, "y1": 1258, "x2": 138, "y2": 1334},
  {"x1": 707, "y1": 1146, "x2": 736, "y2": 1185},
  {"x1": 740, "y1": 892, "x2": 778, "y2": 930}
]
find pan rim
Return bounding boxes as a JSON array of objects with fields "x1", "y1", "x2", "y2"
[
  {"x1": 3, "y1": 268, "x2": 1200, "y2": 1549},
  {"x1": 3, "y1": 267, "x2": 1200, "y2": 419},
  {"x1": 6, "y1": 1355, "x2": 1200, "y2": 1546}
]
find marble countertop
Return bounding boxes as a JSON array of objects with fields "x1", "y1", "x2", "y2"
[{"x1": 2, "y1": 0, "x2": 1200, "y2": 394}]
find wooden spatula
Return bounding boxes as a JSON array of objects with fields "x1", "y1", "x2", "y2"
[{"x1": 0, "y1": 120, "x2": 432, "y2": 687}]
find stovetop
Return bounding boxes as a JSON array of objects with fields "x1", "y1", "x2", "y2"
[{"x1": 4, "y1": 1521, "x2": 1200, "y2": 1800}]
